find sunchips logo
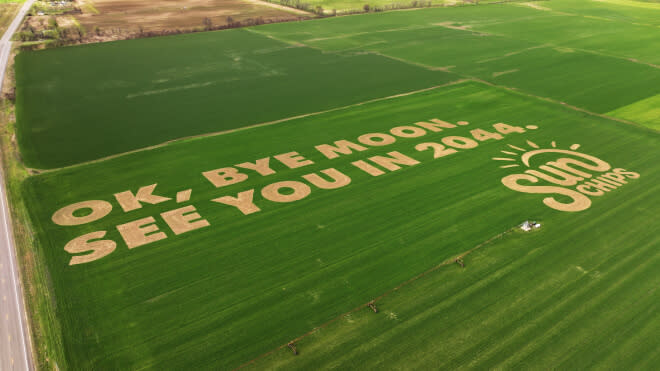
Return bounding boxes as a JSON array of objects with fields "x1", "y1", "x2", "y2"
[{"x1": 495, "y1": 140, "x2": 640, "y2": 212}]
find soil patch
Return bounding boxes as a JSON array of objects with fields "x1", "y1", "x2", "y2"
[{"x1": 74, "y1": 0, "x2": 307, "y2": 37}]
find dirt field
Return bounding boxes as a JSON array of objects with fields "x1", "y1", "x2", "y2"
[{"x1": 74, "y1": 0, "x2": 309, "y2": 35}]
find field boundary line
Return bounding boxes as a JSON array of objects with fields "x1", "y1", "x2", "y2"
[
  {"x1": 468, "y1": 77, "x2": 659, "y2": 132},
  {"x1": 234, "y1": 226, "x2": 517, "y2": 370},
  {"x1": 568, "y1": 46, "x2": 660, "y2": 70},
  {"x1": 33, "y1": 79, "x2": 468, "y2": 173},
  {"x1": 477, "y1": 42, "x2": 660, "y2": 70},
  {"x1": 370, "y1": 51, "x2": 454, "y2": 71},
  {"x1": 369, "y1": 50, "x2": 658, "y2": 132},
  {"x1": 244, "y1": 27, "x2": 306, "y2": 46},
  {"x1": 301, "y1": 24, "x2": 435, "y2": 43},
  {"x1": 475, "y1": 44, "x2": 550, "y2": 64},
  {"x1": 243, "y1": 0, "x2": 315, "y2": 16}
]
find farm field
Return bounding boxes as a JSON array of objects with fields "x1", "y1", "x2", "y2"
[
  {"x1": 257, "y1": 0, "x2": 660, "y2": 113},
  {"x1": 73, "y1": 0, "x2": 309, "y2": 35},
  {"x1": 16, "y1": 0, "x2": 660, "y2": 170},
  {"x1": 16, "y1": 0, "x2": 310, "y2": 49},
  {"x1": 607, "y1": 93, "x2": 660, "y2": 130},
  {"x1": 11, "y1": 0, "x2": 660, "y2": 370},
  {"x1": 247, "y1": 219, "x2": 660, "y2": 370},
  {"x1": 271, "y1": 0, "x2": 447, "y2": 14},
  {"x1": 270, "y1": 0, "x2": 507, "y2": 15},
  {"x1": 23, "y1": 80, "x2": 660, "y2": 369},
  {"x1": 15, "y1": 28, "x2": 452, "y2": 169}
]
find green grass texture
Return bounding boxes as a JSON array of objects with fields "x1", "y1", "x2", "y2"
[
  {"x1": 16, "y1": 0, "x2": 660, "y2": 170},
  {"x1": 15, "y1": 28, "x2": 452, "y2": 169},
  {"x1": 24, "y1": 80, "x2": 660, "y2": 369}
]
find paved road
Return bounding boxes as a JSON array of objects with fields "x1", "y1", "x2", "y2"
[{"x1": 0, "y1": 0, "x2": 37, "y2": 370}]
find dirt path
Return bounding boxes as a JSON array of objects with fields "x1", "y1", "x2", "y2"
[{"x1": 242, "y1": 0, "x2": 314, "y2": 16}]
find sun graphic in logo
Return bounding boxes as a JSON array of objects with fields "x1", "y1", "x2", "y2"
[
  {"x1": 492, "y1": 140, "x2": 583, "y2": 169},
  {"x1": 493, "y1": 135, "x2": 640, "y2": 213}
]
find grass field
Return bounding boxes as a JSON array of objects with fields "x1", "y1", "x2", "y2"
[
  {"x1": 12, "y1": 0, "x2": 660, "y2": 369},
  {"x1": 270, "y1": 0, "x2": 509, "y2": 15},
  {"x1": 15, "y1": 28, "x2": 451, "y2": 169},
  {"x1": 246, "y1": 220, "x2": 660, "y2": 369},
  {"x1": 16, "y1": 0, "x2": 660, "y2": 169},
  {"x1": 607, "y1": 93, "x2": 660, "y2": 130},
  {"x1": 256, "y1": 0, "x2": 660, "y2": 112},
  {"x1": 23, "y1": 80, "x2": 660, "y2": 369}
]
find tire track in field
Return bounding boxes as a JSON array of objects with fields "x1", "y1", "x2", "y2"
[
  {"x1": 234, "y1": 225, "x2": 518, "y2": 370},
  {"x1": 507, "y1": 243, "x2": 659, "y2": 368},
  {"x1": 238, "y1": 181, "x2": 660, "y2": 369},
  {"x1": 439, "y1": 199, "x2": 660, "y2": 369},
  {"x1": 462, "y1": 240, "x2": 657, "y2": 368}
]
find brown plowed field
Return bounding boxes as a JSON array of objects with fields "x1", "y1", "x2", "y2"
[{"x1": 75, "y1": 0, "x2": 306, "y2": 34}]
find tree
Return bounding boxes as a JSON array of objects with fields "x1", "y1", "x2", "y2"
[{"x1": 363, "y1": 3, "x2": 370, "y2": 12}]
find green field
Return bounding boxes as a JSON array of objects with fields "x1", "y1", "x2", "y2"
[
  {"x1": 608, "y1": 93, "x2": 660, "y2": 130},
  {"x1": 271, "y1": 0, "x2": 510, "y2": 14},
  {"x1": 23, "y1": 80, "x2": 660, "y2": 369},
  {"x1": 246, "y1": 218, "x2": 660, "y2": 369},
  {"x1": 16, "y1": 0, "x2": 660, "y2": 169},
  {"x1": 272, "y1": 0, "x2": 447, "y2": 14},
  {"x1": 15, "y1": 29, "x2": 452, "y2": 169},
  {"x1": 13, "y1": 0, "x2": 660, "y2": 369},
  {"x1": 257, "y1": 0, "x2": 660, "y2": 112}
]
